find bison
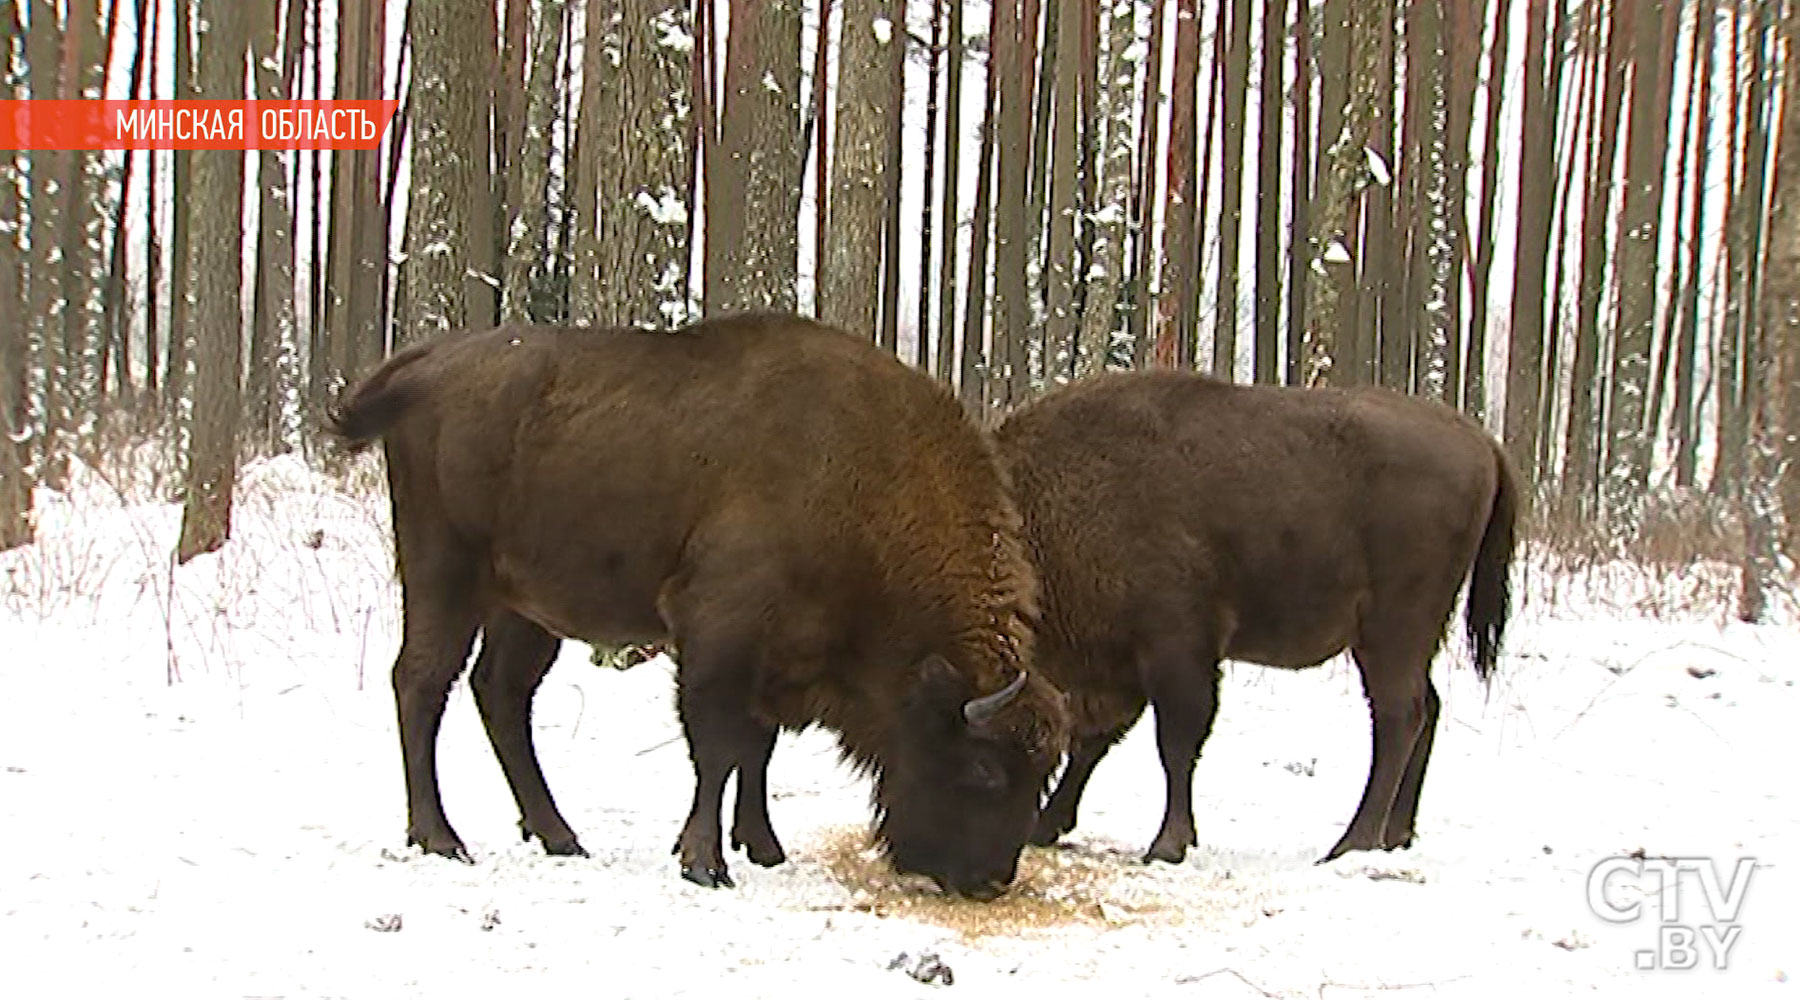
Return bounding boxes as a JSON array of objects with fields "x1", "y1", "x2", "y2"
[
  {"x1": 990, "y1": 370, "x2": 1518, "y2": 864},
  {"x1": 326, "y1": 313, "x2": 1068, "y2": 897}
]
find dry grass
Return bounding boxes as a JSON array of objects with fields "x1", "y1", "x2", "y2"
[{"x1": 805, "y1": 826, "x2": 1183, "y2": 938}]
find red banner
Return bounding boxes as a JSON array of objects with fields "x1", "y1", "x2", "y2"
[{"x1": 0, "y1": 100, "x2": 402, "y2": 150}]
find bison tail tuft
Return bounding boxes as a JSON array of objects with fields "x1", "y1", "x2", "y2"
[
  {"x1": 1464, "y1": 440, "x2": 1520, "y2": 685},
  {"x1": 323, "y1": 342, "x2": 435, "y2": 450}
]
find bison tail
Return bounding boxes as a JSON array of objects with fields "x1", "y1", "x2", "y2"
[
  {"x1": 323, "y1": 342, "x2": 435, "y2": 450},
  {"x1": 1464, "y1": 440, "x2": 1520, "y2": 685}
]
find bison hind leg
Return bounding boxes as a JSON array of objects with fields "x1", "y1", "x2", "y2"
[
  {"x1": 471, "y1": 610, "x2": 588, "y2": 858},
  {"x1": 1318, "y1": 644, "x2": 1432, "y2": 863}
]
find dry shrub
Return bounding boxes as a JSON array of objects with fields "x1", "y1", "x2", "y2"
[{"x1": 806, "y1": 826, "x2": 1181, "y2": 938}]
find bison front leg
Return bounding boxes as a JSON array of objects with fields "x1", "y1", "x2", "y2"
[
  {"x1": 1142, "y1": 658, "x2": 1222, "y2": 865},
  {"x1": 1032, "y1": 723, "x2": 1133, "y2": 846},
  {"x1": 470, "y1": 610, "x2": 587, "y2": 858},
  {"x1": 729, "y1": 725, "x2": 787, "y2": 868},
  {"x1": 671, "y1": 658, "x2": 765, "y2": 888}
]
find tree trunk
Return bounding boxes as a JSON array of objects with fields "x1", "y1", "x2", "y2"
[
  {"x1": 400, "y1": 0, "x2": 489, "y2": 345},
  {"x1": 960, "y1": 1, "x2": 1001, "y2": 412},
  {"x1": 1213, "y1": 0, "x2": 1251, "y2": 377},
  {"x1": 1300, "y1": 0, "x2": 1381, "y2": 387},
  {"x1": 1563, "y1": 3, "x2": 1629, "y2": 513},
  {"x1": 713, "y1": 0, "x2": 803, "y2": 315},
  {"x1": 1716, "y1": 0, "x2": 1774, "y2": 497},
  {"x1": 1672, "y1": 0, "x2": 1717, "y2": 488},
  {"x1": 247, "y1": 0, "x2": 304, "y2": 455},
  {"x1": 935, "y1": 0, "x2": 967, "y2": 382},
  {"x1": 0, "y1": 1, "x2": 28, "y2": 549},
  {"x1": 503, "y1": 0, "x2": 569, "y2": 322},
  {"x1": 1253, "y1": 0, "x2": 1285, "y2": 383},
  {"x1": 24, "y1": 0, "x2": 66, "y2": 489},
  {"x1": 176, "y1": 0, "x2": 249, "y2": 563},
  {"x1": 1155, "y1": 0, "x2": 1200, "y2": 370},
  {"x1": 1604, "y1": 0, "x2": 1674, "y2": 517},
  {"x1": 918, "y1": 0, "x2": 947, "y2": 369},
  {"x1": 1465, "y1": 0, "x2": 1510, "y2": 422},
  {"x1": 1126, "y1": 0, "x2": 1165, "y2": 368},
  {"x1": 1076, "y1": 0, "x2": 1136, "y2": 378},
  {"x1": 60, "y1": 0, "x2": 107, "y2": 458},
  {"x1": 1504, "y1": 0, "x2": 1560, "y2": 482},
  {"x1": 820, "y1": 0, "x2": 901, "y2": 339},
  {"x1": 992, "y1": 0, "x2": 1034, "y2": 408},
  {"x1": 1043, "y1": 0, "x2": 1085, "y2": 378},
  {"x1": 1285, "y1": 0, "x2": 1314, "y2": 386},
  {"x1": 579, "y1": 0, "x2": 694, "y2": 328},
  {"x1": 1767, "y1": 2, "x2": 1800, "y2": 556},
  {"x1": 878, "y1": 3, "x2": 906, "y2": 354}
]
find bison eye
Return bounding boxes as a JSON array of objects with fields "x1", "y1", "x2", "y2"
[{"x1": 965, "y1": 757, "x2": 1006, "y2": 792}]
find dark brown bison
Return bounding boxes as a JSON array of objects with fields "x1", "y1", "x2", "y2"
[
  {"x1": 326, "y1": 313, "x2": 1068, "y2": 897},
  {"x1": 991, "y1": 370, "x2": 1518, "y2": 864}
]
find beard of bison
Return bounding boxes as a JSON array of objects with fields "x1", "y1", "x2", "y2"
[{"x1": 871, "y1": 657, "x2": 1064, "y2": 900}]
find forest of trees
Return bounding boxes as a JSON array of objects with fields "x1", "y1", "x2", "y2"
[{"x1": 0, "y1": 0, "x2": 1796, "y2": 618}]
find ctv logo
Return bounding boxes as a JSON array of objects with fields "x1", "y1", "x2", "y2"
[{"x1": 1586, "y1": 854, "x2": 1757, "y2": 970}]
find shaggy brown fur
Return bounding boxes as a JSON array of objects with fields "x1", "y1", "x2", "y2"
[
  {"x1": 992, "y1": 370, "x2": 1518, "y2": 864},
  {"x1": 327, "y1": 313, "x2": 1068, "y2": 897}
]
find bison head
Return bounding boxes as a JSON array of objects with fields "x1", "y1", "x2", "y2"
[{"x1": 877, "y1": 655, "x2": 1068, "y2": 900}]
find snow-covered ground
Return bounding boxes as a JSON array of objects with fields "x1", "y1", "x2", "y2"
[{"x1": 2, "y1": 455, "x2": 1794, "y2": 998}]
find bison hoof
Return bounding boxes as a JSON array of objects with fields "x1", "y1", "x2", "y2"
[
  {"x1": 731, "y1": 835, "x2": 787, "y2": 868},
  {"x1": 680, "y1": 863, "x2": 736, "y2": 889},
  {"x1": 1142, "y1": 842, "x2": 1188, "y2": 865},
  {"x1": 1029, "y1": 817, "x2": 1071, "y2": 847},
  {"x1": 541, "y1": 837, "x2": 590, "y2": 858},
  {"x1": 1319, "y1": 828, "x2": 1385, "y2": 863},
  {"x1": 409, "y1": 838, "x2": 474, "y2": 864}
]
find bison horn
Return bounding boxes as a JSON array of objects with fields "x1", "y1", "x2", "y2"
[{"x1": 962, "y1": 670, "x2": 1028, "y2": 726}]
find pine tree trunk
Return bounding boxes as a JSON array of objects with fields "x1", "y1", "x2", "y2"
[
  {"x1": 878, "y1": 6, "x2": 906, "y2": 354},
  {"x1": 1604, "y1": 0, "x2": 1674, "y2": 517},
  {"x1": 247, "y1": 0, "x2": 304, "y2": 455},
  {"x1": 1504, "y1": 0, "x2": 1560, "y2": 483},
  {"x1": 1126, "y1": 0, "x2": 1165, "y2": 368},
  {"x1": 1155, "y1": 0, "x2": 1200, "y2": 370},
  {"x1": 1300, "y1": 0, "x2": 1380, "y2": 387},
  {"x1": 320, "y1": 0, "x2": 387, "y2": 413},
  {"x1": 1213, "y1": 0, "x2": 1251, "y2": 377},
  {"x1": 992, "y1": 0, "x2": 1034, "y2": 408},
  {"x1": 580, "y1": 0, "x2": 694, "y2": 327},
  {"x1": 24, "y1": 0, "x2": 66, "y2": 489},
  {"x1": 1076, "y1": 0, "x2": 1136, "y2": 378},
  {"x1": 503, "y1": 0, "x2": 568, "y2": 323},
  {"x1": 960, "y1": 2, "x2": 1000, "y2": 412},
  {"x1": 1285, "y1": 0, "x2": 1313, "y2": 386},
  {"x1": 176, "y1": 0, "x2": 248, "y2": 563},
  {"x1": 1716, "y1": 0, "x2": 1774, "y2": 497},
  {"x1": 60, "y1": 0, "x2": 106, "y2": 457},
  {"x1": 935, "y1": 0, "x2": 967, "y2": 382},
  {"x1": 1672, "y1": 0, "x2": 1717, "y2": 489},
  {"x1": 0, "y1": 3, "x2": 28, "y2": 550},
  {"x1": 1564, "y1": 4, "x2": 1629, "y2": 513},
  {"x1": 1253, "y1": 0, "x2": 1285, "y2": 383},
  {"x1": 1465, "y1": 0, "x2": 1509, "y2": 422},
  {"x1": 1769, "y1": 2, "x2": 1800, "y2": 557},
  {"x1": 400, "y1": 0, "x2": 489, "y2": 344},
  {"x1": 1043, "y1": 0, "x2": 1085, "y2": 379},
  {"x1": 820, "y1": 0, "x2": 901, "y2": 339},
  {"x1": 918, "y1": 0, "x2": 947, "y2": 369}
]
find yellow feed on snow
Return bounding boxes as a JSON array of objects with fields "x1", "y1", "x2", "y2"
[{"x1": 808, "y1": 826, "x2": 1181, "y2": 938}]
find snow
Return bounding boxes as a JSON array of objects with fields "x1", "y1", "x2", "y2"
[
  {"x1": 872, "y1": 17, "x2": 894, "y2": 46},
  {"x1": 1, "y1": 456, "x2": 1795, "y2": 998}
]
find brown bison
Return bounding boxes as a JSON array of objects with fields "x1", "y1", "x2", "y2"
[
  {"x1": 991, "y1": 370, "x2": 1518, "y2": 864},
  {"x1": 326, "y1": 313, "x2": 1068, "y2": 897}
]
